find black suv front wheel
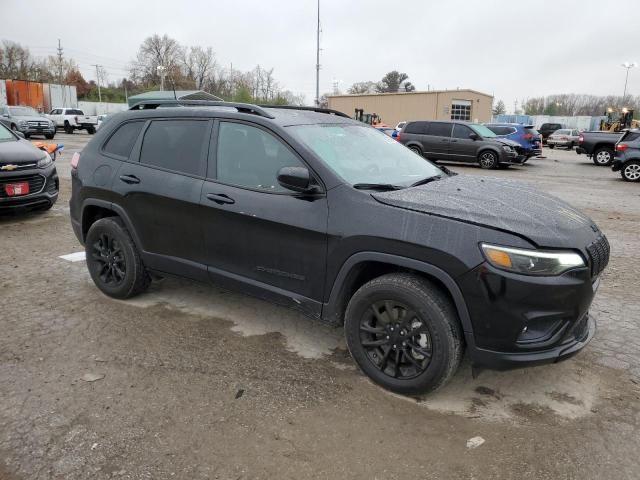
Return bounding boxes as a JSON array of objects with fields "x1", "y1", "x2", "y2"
[
  {"x1": 85, "y1": 217, "x2": 151, "y2": 299},
  {"x1": 478, "y1": 150, "x2": 499, "y2": 169},
  {"x1": 345, "y1": 273, "x2": 463, "y2": 394}
]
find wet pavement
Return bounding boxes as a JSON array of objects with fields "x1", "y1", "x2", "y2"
[{"x1": 1, "y1": 136, "x2": 639, "y2": 479}]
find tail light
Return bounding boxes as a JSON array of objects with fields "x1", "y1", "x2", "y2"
[
  {"x1": 523, "y1": 133, "x2": 534, "y2": 141},
  {"x1": 396, "y1": 132, "x2": 401, "y2": 142},
  {"x1": 616, "y1": 143, "x2": 629, "y2": 152},
  {"x1": 71, "y1": 152, "x2": 80, "y2": 169},
  {"x1": 578, "y1": 134, "x2": 584, "y2": 144}
]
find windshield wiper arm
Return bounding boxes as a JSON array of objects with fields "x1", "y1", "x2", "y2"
[
  {"x1": 352, "y1": 183, "x2": 405, "y2": 191},
  {"x1": 409, "y1": 175, "x2": 443, "y2": 188}
]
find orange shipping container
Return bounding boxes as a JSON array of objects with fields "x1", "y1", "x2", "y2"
[{"x1": 5, "y1": 80, "x2": 46, "y2": 112}]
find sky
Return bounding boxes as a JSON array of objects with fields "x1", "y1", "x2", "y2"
[{"x1": 2, "y1": 0, "x2": 640, "y2": 112}]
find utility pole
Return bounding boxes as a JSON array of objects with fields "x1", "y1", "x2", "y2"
[
  {"x1": 315, "y1": 0, "x2": 321, "y2": 106},
  {"x1": 92, "y1": 64, "x2": 103, "y2": 103},
  {"x1": 123, "y1": 78, "x2": 128, "y2": 104}
]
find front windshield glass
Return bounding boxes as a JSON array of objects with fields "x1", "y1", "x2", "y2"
[
  {"x1": 9, "y1": 106, "x2": 39, "y2": 116},
  {"x1": 288, "y1": 124, "x2": 443, "y2": 186},
  {"x1": 0, "y1": 124, "x2": 17, "y2": 142},
  {"x1": 470, "y1": 124, "x2": 497, "y2": 138}
]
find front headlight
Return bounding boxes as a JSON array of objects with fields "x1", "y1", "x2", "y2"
[
  {"x1": 37, "y1": 152, "x2": 52, "y2": 168},
  {"x1": 502, "y1": 145, "x2": 513, "y2": 151},
  {"x1": 18, "y1": 120, "x2": 27, "y2": 126},
  {"x1": 480, "y1": 243, "x2": 585, "y2": 276}
]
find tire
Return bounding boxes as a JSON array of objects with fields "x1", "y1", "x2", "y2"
[
  {"x1": 478, "y1": 150, "x2": 499, "y2": 169},
  {"x1": 11, "y1": 124, "x2": 18, "y2": 132},
  {"x1": 593, "y1": 147, "x2": 614, "y2": 166},
  {"x1": 85, "y1": 217, "x2": 151, "y2": 299},
  {"x1": 409, "y1": 145, "x2": 423, "y2": 157},
  {"x1": 344, "y1": 273, "x2": 463, "y2": 395},
  {"x1": 64, "y1": 121, "x2": 73, "y2": 134},
  {"x1": 87, "y1": 126, "x2": 96, "y2": 134},
  {"x1": 621, "y1": 160, "x2": 640, "y2": 182},
  {"x1": 548, "y1": 144, "x2": 555, "y2": 149},
  {"x1": 23, "y1": 133, "x2": 31, "y2": 139},
  {"x1": 567, "y1": 143, "x2": 574, "y2": 150},
  {"x1": 45, "y1": 133, "x2": 55, "y2": 140}
]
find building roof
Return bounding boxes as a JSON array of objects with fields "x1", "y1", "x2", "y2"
[
  {"x1": 327, "y1": 89, "x2": 493, "y2": 99},
  {"x1": 127, "y1": 90, "x2": 222, "y2": 107}
]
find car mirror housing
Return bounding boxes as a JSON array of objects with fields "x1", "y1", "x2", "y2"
[
  {"x1": 277, "y1": 166, "x2": 316, "y2": 193},
  {"x1": 469, "y1": 133, "x2": 479, "y2": 141}
]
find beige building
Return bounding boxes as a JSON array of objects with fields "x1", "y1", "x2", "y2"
[{"x1": 327, "y1": 89, "x2": 493, "y2": 127}]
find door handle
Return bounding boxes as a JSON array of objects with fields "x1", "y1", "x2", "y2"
[
  {"x1": 450, "y1": 139, "x2": 458, "y2": 143},
  {"x1": 206, "y1": 193, "x2": 235, "y2": 205},
  {"x1": 441, "y1": 138, "x2": 450, "y2": 142},
  {"x1": 119, "y1": 174, "x2": 140, "y2": 184}
]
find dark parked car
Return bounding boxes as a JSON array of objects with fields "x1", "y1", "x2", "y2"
[
  {"x1": 70, "y1": 100, "x2": 608, "y2": 395},
  {"x1": 0, "y1": 122, "x2": 58, "y2": 211},
  {"x1": 576, "y1": 131, "x2": 623, "y2": 166},
  {"x1": 612, "y1": 129, "x2": 640, "y2": 182},
  {"x1": 485, "y1": 123, "x2": 542, "y2": 159},
  {"x1": 398, "y1": 120, "x2": 524, "y2": 169},
  {"x1": 539, "y1": 122, "x2": 564, "y2": 144},
  {"x1": 0, "y1": 105, "x2": 56, "y2": 139}
]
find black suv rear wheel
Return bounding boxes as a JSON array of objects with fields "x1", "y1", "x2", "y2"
[
  {"x1": 344, "y1": 273, "x2": 463, "y2": 394},
  {"x1": 85, "y1": 217, "x2": 150, "y2": 299}
]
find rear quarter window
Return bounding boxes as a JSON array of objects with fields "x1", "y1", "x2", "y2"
[
  {"x1": 404, "y1": 122, "x2": 427, "y2": 134},
  {"x1": 103, "y1": 121, "x2": 145, "y2": 158}
]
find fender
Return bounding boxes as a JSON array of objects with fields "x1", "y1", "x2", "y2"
[
  {"x1": 322, "y1": 252, "x2": 476, "y2": 348},
  {"x1": 80, "y1": 198, "x2": 143, "y2": 250}
]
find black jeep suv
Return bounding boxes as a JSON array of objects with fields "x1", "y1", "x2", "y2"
[{"x1": 70, "y1": 101, "x2": 609, "y2": 394}]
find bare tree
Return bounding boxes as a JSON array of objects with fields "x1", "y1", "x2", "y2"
[
  {"x1": 131, "y1": 34, "x2": 184, "y2": 86},
  {"x1": 348, "y1": 81, "x2": 377, "y2": 94},
  {"x1": 183, "y1": 46, "x2": 215, "y2": 90}
]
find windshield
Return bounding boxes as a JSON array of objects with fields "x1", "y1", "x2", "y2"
[
  {"x1": 9, "y1": 106, "x2": 39, "y2": 116},
  {"x1": 288, "y1": 124, "x2": 444, "y2": 186},
  {"x1": 469, "y1": 124, "x2": 497, "y2": 138},
  {"x1": 0, "y1": 123, "x2": 17, "y2": 142}
]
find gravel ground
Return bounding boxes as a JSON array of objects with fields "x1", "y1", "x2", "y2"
[{"x1": 1, "y1": 134, "x2": 639, "y2": 479}]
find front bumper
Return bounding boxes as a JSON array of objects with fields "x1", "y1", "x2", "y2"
[
  {"x1": 471, "y1": 314, "x2": 595, "y2": 370},
  {"x1": 458, "y1": 261, "x2": 599, "y2": 370},
  {"x1": 498, "y1": 149, "x2": 524, "y2": 164},
  {"x1": 547, "y1": 139, "x2": 574, "y2": 147},
  {"x1": 0, "y1": 165, "x2": 58, "y2": 210}
]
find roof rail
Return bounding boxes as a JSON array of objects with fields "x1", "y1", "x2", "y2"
[
  {"x1": 258, "y1": 105, "x2": 351, "y2": 118},
  {"x1": 128, "y1": 100, "x2": 275, "y2": 119}
]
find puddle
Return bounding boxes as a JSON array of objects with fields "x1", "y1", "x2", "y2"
[
  {"x1": 122, "y1": 278, "x2": 344, "y2": 359},
  {"x1": 386, "y1": 359, "x2": 600, "y2": 421}
]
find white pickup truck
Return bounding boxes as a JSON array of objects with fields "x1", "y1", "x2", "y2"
[{"x1": 47, "y1": 108, "x2": 98, "y2": 134}]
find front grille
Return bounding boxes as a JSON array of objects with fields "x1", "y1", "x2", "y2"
[
  {"x1": 0, "y1": 174, "x2": 46, "y2": 198},
  {"x1": 586, "y1": 234, "x2": 610, "y2": 278},
  {"x1": 27, "y1": 121, "x2": 48, "y2": 128}
]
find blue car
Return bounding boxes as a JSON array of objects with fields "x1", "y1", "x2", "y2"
[{"x1": 485, "y1": 123, "x2": 542, "y2": 160}]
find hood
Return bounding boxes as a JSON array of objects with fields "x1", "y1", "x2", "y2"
[
  {"x1": 0, "y1": 139, "x2": 46, "y2": 165},
  {"x1": 13, "y1": 115, "x2": 51, "y2": 122},
  {"x1": 488, "y1": 137, "x2": 521, "y2": 148},
  {"x1": 372, "y1": 175, "x2": 599, "y2": 249}
]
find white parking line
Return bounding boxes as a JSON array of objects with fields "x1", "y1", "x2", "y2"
[{"x1": 59, "y1": 251, "x2": 86, "y2": 262}]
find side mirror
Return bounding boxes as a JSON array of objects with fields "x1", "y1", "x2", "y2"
[
  {"x1": 15, "y1": 131, "x2": 25, "y2": 138},
  {"x1": 277, "y1": 166, "x2": 316, "y2": 193},
  {"x1": 1, "y1": 113, "x2": 9, "y2": 118},
  {"x1": 469, "y1": 133, "x2": 479, "y2": 141}
]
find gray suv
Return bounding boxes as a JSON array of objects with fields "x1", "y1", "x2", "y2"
[
  {"x1": 0, "y1": 105, "x2": 56, "y2": 139},
  {"x1": 398, "y1": 120, "x2": 523, "y2": 169}
]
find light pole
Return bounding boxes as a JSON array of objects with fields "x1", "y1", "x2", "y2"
[
  {"x1": 621, "y1": 62, "x2": 636, "y2": 99},
  {"x1": 157, "y1": 65, "x2": 166, "y2": 91},
  {"x1": 315, "y1": 0, "x2": 321, "y2": 107}
]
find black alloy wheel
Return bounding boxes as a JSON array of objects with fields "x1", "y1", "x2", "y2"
[
  {"x1": 359, "y1": 300, "x2": 433, "y2": 380},
  {"x1": 91, "y1": 233, "x2": 127, "y2": 287}
]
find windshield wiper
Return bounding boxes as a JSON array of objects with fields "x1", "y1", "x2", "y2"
[
  {"x1": 353, "y1": 183, "x2": 405, "y2": 191},
  {"x1": 409, "y1": 175, "x2": 443, "y2": 188}
]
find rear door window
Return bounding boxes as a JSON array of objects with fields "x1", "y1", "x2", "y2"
[
  {"x1": 139, "y1": 120, "x2": 209, "y2": 176},
  {"x1": 429, "y1": 123, "x2": 453, "y2": 137},
  {"x1": 103, "y1": 121, "x2": 145, "y2": 159}
]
